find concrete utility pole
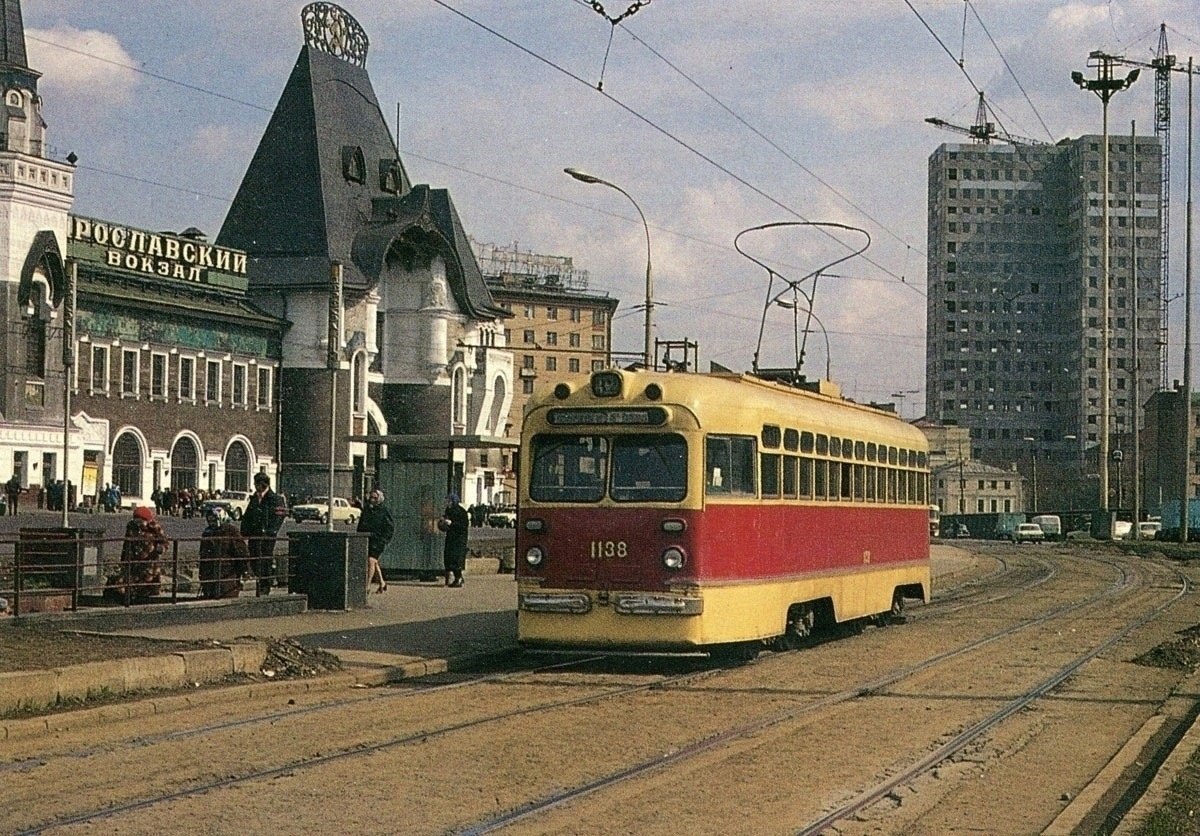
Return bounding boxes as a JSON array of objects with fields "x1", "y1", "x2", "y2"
[
  {"x1": 1131, "y1": 121, "x2": 1142, "y2": 538},
  {"x1": 1183, "y1": 59, "x2": 1195, "y2": 543},
  {"x1": 1073, "y1": 52, "x2": 1140, "y2": 516}
]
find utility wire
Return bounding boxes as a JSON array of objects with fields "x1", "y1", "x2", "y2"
[
  {"x1": 964, "y1": 1, "x2": 1055, "y2": 142},
  {"x1": 571, "y1": 0, "x2": 924, "y2": 257},
  {"x1": 430, "y1": 0, "x2": 923, "y2": 296}
]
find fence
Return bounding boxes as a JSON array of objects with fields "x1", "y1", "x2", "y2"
[{"x1": 0, "y1": 530, "x2": 288, "y2": 618}]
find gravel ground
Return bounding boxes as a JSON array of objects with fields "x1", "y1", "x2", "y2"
[{"x1": 0, "y1": 625, "x2": 215, "y2": 673}]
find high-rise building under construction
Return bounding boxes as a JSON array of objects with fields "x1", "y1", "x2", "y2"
[{"x1": 925, "y1": 136, "x2": 1163, "y2": 508}]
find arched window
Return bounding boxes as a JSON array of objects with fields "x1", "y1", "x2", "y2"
[
  {"x1": 112, "y1": 433, "x2": 142, "y2": 498},
  {"x1": 451, "y1": 366, "x2": 467, "y2": 432},
  {"x1": 170, "y1": 437, "x2": 199, "y2": 491},
  {"x1": 487, "y1": 375, "x2": 506, "y2": 435},
  {"x1": 351, "y1": 352, "x2": 367, "y2": 413},
  {"x1": 24, "y1": 310, "x2": 46, "y2": 378},
  {"x1": 225, "y1": 441, "x2": 250, "y2": 493}
]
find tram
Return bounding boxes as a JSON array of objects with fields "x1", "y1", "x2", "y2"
[{"x1": 516, "y1": 368, "x2": 931, "y2": 654}]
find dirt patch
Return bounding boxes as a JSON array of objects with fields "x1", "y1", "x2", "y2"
[
  {"x1": 1132, "y1": 625, "x2": 1200, "y2": 673},
  {"x1": 259, "y1": 637, "x2": 343, "y2": 679},
  {"x1": 0, "y1": 626, "x2": 215, "y2": 673}
]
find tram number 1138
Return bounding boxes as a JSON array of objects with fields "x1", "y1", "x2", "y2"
[{"x1": 590, "y1": 540, "x2": 628, "y2": 559}]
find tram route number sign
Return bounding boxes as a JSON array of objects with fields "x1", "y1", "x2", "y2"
[{"x1": 590, "y1": 540, "x2": 628, "y2": 559}]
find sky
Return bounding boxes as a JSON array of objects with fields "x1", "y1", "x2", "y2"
[{"x1": 22, "y1": 1, "x2": 1200, "y2": 417}]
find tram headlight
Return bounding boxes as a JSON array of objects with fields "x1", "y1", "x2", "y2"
[
  {"x1": 661, "y1": 546, "x2": 686, "y2": 570},
  {"x1": 525, "y1": 546, "x2": 545, "y2": 567}
]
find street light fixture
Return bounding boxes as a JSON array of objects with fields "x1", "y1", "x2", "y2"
[
  {"x1": 564, "y1": 167, "x2": 654, "y2": 370},
  {"x1": 1073, "y1": 52, "x2": 1139, "y2": 514},
  {"x1": 1023, "y1": 436, "x2": 1038, "y2": 514}
]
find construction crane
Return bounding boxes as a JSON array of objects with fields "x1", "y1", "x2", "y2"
[
  {"x1": 1095, "y1": 25, "x2": 1192, "y2": 388},
  {"x1": 925, "y1": 91, "x2": 1046, "y2": 146}
]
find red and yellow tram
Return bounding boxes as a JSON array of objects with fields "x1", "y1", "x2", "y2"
[{"x1": 516, "y1": 369, "x2": 931, "y2": 653}]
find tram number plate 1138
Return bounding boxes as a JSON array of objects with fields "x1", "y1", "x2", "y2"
[{"x1": 590, "y1": 540, "x2": 628, "y2": 559}]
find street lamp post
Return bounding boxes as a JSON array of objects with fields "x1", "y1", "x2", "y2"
[
  {"x1": 1073, "y1": 53, "x2": 1139, "y2": 514},
  {"x1": 1023, "y1": 436, "x2": 1038, "y2": 514},
  {"x1": 565, "y1": 167, "x2": 654, "y2": 369}
]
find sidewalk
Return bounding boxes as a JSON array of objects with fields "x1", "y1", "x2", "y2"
[{"x1": 2, "y1": 548, "x2": 969, "y2": 725}]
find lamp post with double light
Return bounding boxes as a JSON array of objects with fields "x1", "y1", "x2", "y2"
[
  {"x1": 1072, "y1": 52, "x2": 1139, "y2": 513},
  {"x1": 564, "y1": 167, "x2": 654, "y2": 370}
]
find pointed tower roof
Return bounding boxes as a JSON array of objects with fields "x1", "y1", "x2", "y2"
[
  {"x1": 0, "y1": 0, "x2": 39, "y2": 87},
  {"x1": 218, "y1": 3, "x2": 504, "y2": 317}
]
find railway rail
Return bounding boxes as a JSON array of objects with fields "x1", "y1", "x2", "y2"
[{"x1": 5, "y1": 548, "x2": 1195, "y2": 834}]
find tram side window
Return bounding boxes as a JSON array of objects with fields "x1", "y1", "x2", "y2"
[
  {"x1": 530, "y1": 435, "x2": 608, "y2": 502},
  {"x1": 853, "y1": 464, "x2": 865, "y2": 500},
  {"x1": 840, "y1": 462, "x2": 852, "y2": 499},
  {"x1": 611, "y1": 434, "x2": 687, "y2": 502},
  {"x1": 865, "y1": 465, "x2": 876, "y2": 501},
  {"x1": 782, "y1": 456, "x2": 798, "y2": 498},
  {"x1": 705, "y1": 435, "x2": 757, "y2": 496},
  {"x1": 799, "y1": 458, "x2": 813, "y2": 498},
  {"x1": 761, "y1": 453, "x2": 781, "y2": 498}
]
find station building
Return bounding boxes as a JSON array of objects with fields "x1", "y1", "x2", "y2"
[{"x1": 1, "y1": 1, "x2": 518, "y2": 510}]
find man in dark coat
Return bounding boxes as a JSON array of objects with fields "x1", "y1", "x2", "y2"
[
  {"x1": 200, "y1": 509, "x2": 250, "y2": 599},
  {"x1": 440, "y1": 492, "x2": 470, "y2": 587},
  {"x1": 241, "y1": 472, "x2": 287, "y2": 595},
  {"x1": 5, "y1": 473, "x2": 20, "y2": 515},
  {"x1": 357, "y1": 488, "x2": 395, "y2": 593}
]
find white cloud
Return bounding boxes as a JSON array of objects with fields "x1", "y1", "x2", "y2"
[{"x1": 26, "y1": 26, "x2": 138, "y2": 104}]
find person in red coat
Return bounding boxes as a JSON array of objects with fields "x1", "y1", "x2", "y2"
[{"x1": 106, "y1": 506, "x2": 167, "y2": 604}]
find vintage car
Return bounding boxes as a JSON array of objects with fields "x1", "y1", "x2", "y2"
[
  {"x1": 486, "y1": 506, "x2": 517, "y2": 528},
  {"x1": 291, "y1": 496, "x2": 359, "y2": 525},
  {"x1": 1012, "y1": 522, "x2": 1046, "y2": 544},
  {"x1": 200, "y1": 490, "x2": 250, "y2": 520}
]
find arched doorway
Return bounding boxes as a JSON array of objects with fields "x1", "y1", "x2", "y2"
[
  {"x1": 171, "y1": 437, "x2": 199, "y2": 491},
  {"x1": 225, "y1": 441, "x2": 250, "y2": 493},
  {"x1": 112, "y1": 432, "x2": 142, "y2": 499}
]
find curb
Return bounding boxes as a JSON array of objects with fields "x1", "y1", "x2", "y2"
[
  {"x1": 0, "y1": 646, "x2": 515, "y2": 742},
  {"x1": 0, "y1": 640, "x2": 269, "y2": 724}
]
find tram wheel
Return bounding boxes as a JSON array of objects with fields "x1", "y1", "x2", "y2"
[
  {"x1": 775, "y1": 603, "x2": 816, "y2": 651},
  {"x1": 885, "y1": 591, "x2": 907, "y2": 625}
]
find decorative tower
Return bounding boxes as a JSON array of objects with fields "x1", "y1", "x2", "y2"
[{"x1": 0, "y1": 0, "x2": 75, "y2": 487}]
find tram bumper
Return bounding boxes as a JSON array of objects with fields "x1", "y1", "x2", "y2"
[{"x1": 613, "y1": 592, "x2": 703, "y2": 615}]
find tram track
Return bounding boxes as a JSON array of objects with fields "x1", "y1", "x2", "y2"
[{"x1": 6, "y1": 550, "x2": 1185, "y2": 835}]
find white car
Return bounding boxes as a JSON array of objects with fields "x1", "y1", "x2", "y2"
[
  {"x1": 1012, "y1": 523, "x2": 1045, "y2": 544},
  {"x1": 291, "y1": 496, "x2": 359, "y2": 525},
  {"x1": 202, "y1": 490, "x2": 250, "y2": 520}
]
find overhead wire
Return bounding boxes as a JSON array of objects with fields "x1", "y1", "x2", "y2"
[
  {"x1": 964, "y1": 1, "x2": 1055, "y2": 142},
  {"x1": 428, "y1": 0, "x2": 924, "y2": 297}
]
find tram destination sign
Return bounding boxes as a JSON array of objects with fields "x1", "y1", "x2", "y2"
[
  {"x1": 68, "y1": 215, "x2": 248, "y2": 285},
  {"x1": 547, "y1": 407, "x2": 667, "y2": 426}
]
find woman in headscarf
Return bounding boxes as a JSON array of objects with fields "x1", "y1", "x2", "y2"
[
  {"x1": 440, "y1": 492, "x2": 470, "y2": 587},
  {"x1": 199, "y1": 508, "x2": 250, "y2": 599},
  {"x1": 107, "y1": 506, "x2": 168, "y2": 604}
]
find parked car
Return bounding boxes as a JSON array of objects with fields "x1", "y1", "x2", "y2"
[
  {"x1": 200, "y1": 490, "x2": 250, "y2": 520},
  {"x1": 1137, "y1": 521, "x2": 1162, "y2": 540},
  {"x1": 1012, "y1": 523, "x2": 1045, "y2": 544},
  {"x1": 291, "y1": 496, "x2": 359, "y2": 525},
  {"x1": 1112, "y1": 520, "x2": 1133, "y2": 540},
  {"x1": 486, "y1": 506, "x2": 517, "y2": 528}
]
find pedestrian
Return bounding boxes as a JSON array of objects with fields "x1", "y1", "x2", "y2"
[
  {"x1": 6, "y1": 472, "x2": 21, "y2": 515},
  {"x1": 357, "y1": 488, "x2": 395, "y2": 594},
  {"x1": 151, "y1": 488, "x2": 162, "y2": 515},
  {"x1": 439, "y1": 492, "x2": 469, "y2": 587},
  {"x1": 106, "y1": 506, "x2": 167, "y2": 604},
  {"x1": 241, "y1": 472, "x2": 287, "y2": 595},
  {"x1": 199, "y1": 508, "x2": 250, "y2": 599}
]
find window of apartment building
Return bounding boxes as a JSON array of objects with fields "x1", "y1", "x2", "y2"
[
  {"x1": 523, "y1": 304, "x2": 535, "y2": 318},
  {"x1": 121, "y1": 349, "x2": 139, "y2": 396},
  {"x1": 206, "y1": 360, "x2": 222, "y2": 404},
  {"x1": 91, "y1": 345, "x2": 109, "y2": 393},
  {"x1": 592, "y1": 335, "x2": 606, "y2": 350},
  {"x1": 523, "y1": 355, "x2": 534, "y2": 369},
  {"x1": 546, "y1": 357, "x2": 557, "y2": 372},
  {"x1": 522, "y1": 379, "x2": 534, "y2": 394},
  {"x1": 546, "y1": 306, "x2": 558, "y2": 320},
  {"x1": 151, "y1": 353, "x2": 167, "y2": 399},
  {"x1": 523, "y1": 329, "x2": 535, "y2": 344},
  {"x1": 232, "y1": 363, "x2": 247, "y2": 406},
  {"x1": 570, "y1": 308, "x2": 581, "y2": 322},
  {"x1": 592, "y1": 310, "x2": 607, "y2": 326},
  {"x1": 546, "y1": 332, "x2": 558, "y2": 346},
  {"x1": 569, "y1": 358, "x2": 580, "y2": 373},
  {"x1": 569, "y1": 333, "x2": 580, "y2": 348},
  {"x1": 179, "y1": 356, "x2": 195, "y2": 401},
  {"x1": 257, "y1": 366, "x2": 272, "y2": 409},
  {"x1": 592, "y1": 360, "x2": 604, "y2": 372}
]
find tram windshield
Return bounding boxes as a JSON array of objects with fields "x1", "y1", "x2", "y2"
[{"x1": 530, "y1": 433, "x2": 687, "y2": 503}]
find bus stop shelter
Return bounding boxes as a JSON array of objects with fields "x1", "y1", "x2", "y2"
[{"x1": 346, "y1": 433, "x2": 519, "y2": 578}]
